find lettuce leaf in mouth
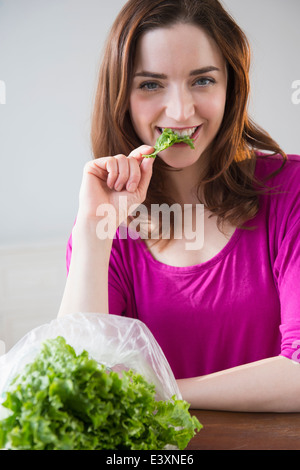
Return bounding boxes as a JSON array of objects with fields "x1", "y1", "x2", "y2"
[
  {"x1": 143, "y1": 128, "x2": 195, "y2": 158},
  {"x1": 0, "y1": 336, "x2": 201, "y2": 450}
]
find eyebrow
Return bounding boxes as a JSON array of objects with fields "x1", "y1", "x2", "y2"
[{"x1": 134, "y1": 66, "x2": 221, "y2": 79}]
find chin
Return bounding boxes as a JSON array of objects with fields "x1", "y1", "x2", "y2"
[{"x1": 158, "y1": 150, "x2": 201, "y2": 170}]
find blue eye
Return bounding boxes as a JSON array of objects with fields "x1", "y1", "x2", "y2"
[
  {"x1": 139, "y1": 81, "x2": 160, "y2": 91},
  {"x1": 194, "y1": 77, "x2": 215, "y2": 87}
]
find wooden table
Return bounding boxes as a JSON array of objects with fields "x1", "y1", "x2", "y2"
[{"x1": 186, "y1": 410, "x2": 300, "y2": 450}]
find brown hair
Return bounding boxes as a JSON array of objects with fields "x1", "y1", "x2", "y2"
[{"x1": 91, "y1": 0, "x2": 286, "y2": 239}]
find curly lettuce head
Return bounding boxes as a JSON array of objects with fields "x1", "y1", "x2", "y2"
[{"x1": 0, "y1": 336, "x2": 201, "y2": 450}]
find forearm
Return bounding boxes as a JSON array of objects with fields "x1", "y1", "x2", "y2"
[
  {"x1": 58, "y1": 217, "x2": 113, "y2": 317},
  {"x1": 177, "y1": 356, "x2": 300, "y2": 412}
]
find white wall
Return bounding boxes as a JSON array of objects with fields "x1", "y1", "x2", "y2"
[
  {"x1": 0, "y1": 242, "x2": 66, "y2": 350},
  {"x1": 222, "y1": 0, "x2": 300, "y2": 153},
  {"x1": 0, "y1": 0, "x2": 299, "y2": 351},
  {"x1": 0, "y1": 0, "x2": 123, "y2": 246}
]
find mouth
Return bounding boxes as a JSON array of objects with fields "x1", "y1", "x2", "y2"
[{"x1": 156, "y1": 125, "x2": 201, "y2": 140}]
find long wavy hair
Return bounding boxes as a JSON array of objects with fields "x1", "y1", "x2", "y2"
[{"x1": 91, "y1": 0, "x2": 286, "y2": 239}]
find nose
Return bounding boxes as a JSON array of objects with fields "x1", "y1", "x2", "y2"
[{"x1": 164, "y1": 84, "x2": 195, "y2": 122}]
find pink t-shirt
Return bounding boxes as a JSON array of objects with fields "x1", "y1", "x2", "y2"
[{"x1": 66, "y1": 154, "x2": 300, "y2": 379}]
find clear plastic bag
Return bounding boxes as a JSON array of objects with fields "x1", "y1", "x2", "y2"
[{"x1": 0, "y1": 312, "x2": 181, "y2": 403}]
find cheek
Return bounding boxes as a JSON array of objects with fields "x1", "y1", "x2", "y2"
[
  {"x1": 129, "y1": 96, "x2": 142, "y2": 128},
  {"x1": 129, "y1": 94, "x2": 160, "y2": 144},
  {"x1": 199, "y1": 92, "x2": 226, "y2": 124},
  {"x1": 130, "y1": 93, "x2": 162, "y2": 126}
]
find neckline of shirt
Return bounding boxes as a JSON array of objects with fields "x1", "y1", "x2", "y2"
[{"x1": 138, "y1": 226, "x2": 244, "y2": 273}]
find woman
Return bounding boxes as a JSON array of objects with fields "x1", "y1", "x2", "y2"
[{"x1": 59, "y1": 0, "x2": 300, "y2": 412}]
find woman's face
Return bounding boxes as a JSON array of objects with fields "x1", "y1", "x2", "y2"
[{"x1": 129, "y1": 23, "x2": 228, "y2": 168}]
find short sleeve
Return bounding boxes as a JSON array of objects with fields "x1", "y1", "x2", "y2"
[
  {"x1": 274, "y1": 217, "x2": 300, "y2": 361},
  {"x1": 65, "y1": 227, "x2": 128, "y2": 317}
]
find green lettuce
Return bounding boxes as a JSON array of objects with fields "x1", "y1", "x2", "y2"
[
  {"x1": 144, "y1": 128, "x2": 195, "y2": 158},
  {"x1": 0, "y1": 336, "x2": 201, "y2": 450}
]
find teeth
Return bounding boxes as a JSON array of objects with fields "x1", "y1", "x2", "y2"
[{"x1": 161, "y1": 127, "x2": 197, "y2": 137}]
